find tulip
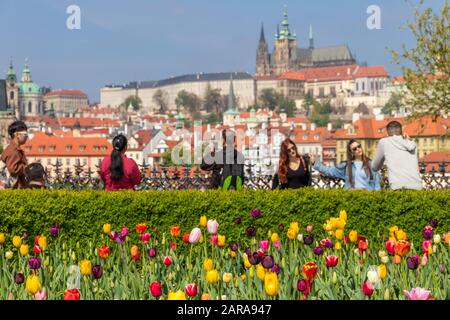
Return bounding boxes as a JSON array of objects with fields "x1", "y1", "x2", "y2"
[
  {"x1": 5, "y1": 251, "x2": 13, "y2": 259},
  {"x1": 439, "y1": 264, "x2": 445, "y2": 273},
  {"x1": 306, "y1": 225, "x2": 314, "y2": 232},
  {"x1": 149, "y1": 282, "x2": 162, "y2": 298},
  {"x1": 278, "y1": 224, "x2": 284, "y2": 231},
  {"x1": 121, "y1": 227, "x2": 129, "y2": 237},
  {"x1": 270, "y1": 233, "x2": 279, "y2": 242},
  {"x1": 35, "y1": 289, "x2": 47, "y2": 300},
  {"x1": 362, "y1": 281, "x2": 373, "y2": 296},
  {"x1": 297, "y1": 279, "x2": 308, "y2": 294},
  {"x1": 91, "y1": 265, "x2": 103, "y2": 279},
  {"x1": 26, "y1": 275, "x2": 40, "y2": 294},
  {"x1": 206, "y1": 270, "x2": 219, "y2": 284},
  {"x1": 273, "y1": 240, "x2": 281, "y2": 250},
  {"x1": 421, "y1": 254, "x2": 428, "y2": 266},
  {"x1": 130, "y1": 245, "x2": 139, "y2": 257},
  {"x1": 378, "y1": 264, "x2": 387, "y2": 280},
  {"x1": 199, "y1": 215, "x2": 207, "y2": 227},
  {"x1": 64, "y1": 288, "x2": 80, "y2": 300},
  {"x1": 248, "y1": 252, "x2": 260, "y2": 265},
  {"x1": 271, "y1": 264, "x2": 281, "y2": 274},
  {"x1": 394, "y1": 254, "x2": 402, "y2": 264},
  {"x1": 229, "y1": 242, "x2": 238, "y2": 252},
  {"x1": 406, "y1": 256, "x2": 420, "y2": 270},
  {"x1": 206, "y1": 220, "x2": 219, "y2": 235},
  {"x1": 49, "y1": 224, "x2": 59, "y2": 236},
  {"x1": 422, "y1": 240, "x2": 432, "y2": 253},
  {"x1": 20, "y1": 244, "x2": 29, "y2": 256},
  {"x1": 378, "y1": 250, "x2": 386, "y2": 258},
  {"x1": 209, "y1": 235, "x2": 218, "y2": 246},
  {"x1": 385, "y1": 240, "x2": 396, "y2": 255},
  {"x1": 170, "y1": 226, "x2": 181, "y2": 237},
  {"x1": 429, "y1": 219, "x2": 438, "y2": 228},
  {"x1": 200, "y1": 293, "x2": 210, "y2": 300},
  {"x1": 38, "y1": 236, "x2": 47, "y2": 251},
  {"x1": 335, "y1": 229, "x2": 344, "y2": 240},
  {"x1": 422, "y1": 226, "x2": 433, "y2": 240},
  {"x1": 396, "y1": 229, "x2": 407, "y2": 241},
  {"x1": 250, "y1": 208, "x2": 261, "y2": 219},
  {"x1": 381, "y1": 256, "x2": 389, "y2": 264},
  {"x1": 29, "y1": 257, "x2": 42, "y2": 270},
  {"x1": 169, "y1": 242, "x2": 177, "y2": 250},
  {"x1": 367, "y1": 269, "x2": 380, "y2": 286},
  {"x1": 185, "y1": 283, "x2": 198, "y2": 297},
  {"x1": 163, "y1": 256, "x2": 172, "y2": 267},
  {"x1": 103, "y1": 224, "x2": 111, "y2": 234},
  {"x1": 297, "y1": 234, "x2": 304, "y2": 243},
  {"x1": 358, "y1": 240, "x2": 368, "y2": 253},
  {"x1": 14, "y1": 272, "x2": 24, "y2": 284},
  {"x1": 313, "y1": 246, "x2": 323, "y2": 256},
  {"x1": 264, "y1": 272, "x2": 278, "y2": 296},
  {"x1": 261, "y1": 255, "x2": 274, "y2": 269},
  {"x1": 256, "y1": 264, "x2": 266, "y2": 280},
  {"x1": 138, "y1": 232, "x2": 150, "y2": 244},
  {"x1": 246, "y1": 226, "x2": 256, "y2": 237},
  {"x1": 384, "y1": 288, "x2": 390, "y2": 300},
  {"x1": 98, "y1": 245, "x2": 111, "y2": 260},
  {"x1": 303, "y1": 234, "x2": 314, "y2": 245},
  {"x1": 189, "y1": 228, "x2": 201, "y2": 244},
  {"x1": 349, "y1": 230, "x2": 358, "y2": 243},
  {"x1": 302, "y1": 262, "x2": 318, "y2": 281},
  {"x1": 223, "y1": 272, "x2": 232, "y2": 283},
  {"x1": 287, "y1": 228, "x2": 297, "y2": 240},
  {"x1": 259, "y1": 240, "x2": 270, "y2": 252},
  {"x1": 320, "y1": 238, "x2": 333, "y2": 249},
  {"x1": 403, "y1": 287, "x2": 432, "y2": 300},
  {"x1": 135, "y1": 223, "x2": 147, "y2": 234},
  {"x1": 33, "y1": 245, "x2": 41, "y2": 255},
  {"x1": 325, "y1": 255, "x2": 338, "y2": 268},
  {"x1": 433, "y1": 234, "x2": 441, "y2": 244},
  {"x1": 243, "y1": 255, "x2": 252, "y2": 269},
  {"x1": 109, "y1": 231, "x2": 118, "y2": 241},
  {"x1": 12, "y1": 236, "x2": 22, "y2": 248},
  {"x1": 234, "y1": 218, "x2": 241, "y2": 225},
  {"x1": 0, "y1": 232, "x2": 5, "y2": 244},
  {"x1": 334, "y1": 242, "x2": 342, "y2": 250},
  {"x1": 79, "y1": 260, "x2": 92, "y2": 276},
  {"x1": 147, "y1": 247, "x2": 156, "y2": 258}
]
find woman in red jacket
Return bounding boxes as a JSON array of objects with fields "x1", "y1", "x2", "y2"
[{"x1": 100, "y1": 134, "x2": 142, "y2": 191}]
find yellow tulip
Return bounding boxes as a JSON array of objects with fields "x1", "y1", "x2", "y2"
[
  {"x1": 349, "y1": 230, "x2": 358, "y2": 243},
  {"x1": 270, "y1": 233, "x2": 279, "y2": 242},
  {"x1": 378, "y1": 264, "x2": 387, "y2": 280},
  {"x1": 264, "y1": 272, "x2": 278, "y2": 297},
  {"x1": 243, "y1": 255, "x2": 252, "y2": 269},
  {"x1": 168, "y1": 290, "x2": 186, "y2": 300},
  {"x1": 324, "y1": 223, "x2": 332, "y2": 231},
  {"x1": 199, "y1": 216, "x2": 207, "y2": 227},
  {"x1": 38, "y1": 236, "x2": 47, "y2": 251},
  {"x1": 103, "y1": 224, "x2": 111, "y2": 234},
  {"x1": 336, "y1": 219, "x2": 346, "y2": 230},
  {"x1": 217, "y1": 235, "x2": 226, "y2": 247},
  {"x1": 0, "y1": 233, "x2": 5, "y2": 244},
  {"x1": 203, "y1": 258, "x2": 213, "y2": 272},
  {"x1": 396, "y1": 229, "x2": 407, "y2": 241},
  {"x1": 256, "y1": 264, "x2": 266, "y2": 281},
  {"x1": 240, "y1": 274, "x2": 247, "y2": 280},
  {"x1": 289, "y1": 222, "x2": 299, "y2": 235},
  {"x1": 339, "y1": 210, "x2": 347, "y2": 221},
  {"x1": 206, "y1": 270, "x2": 219, "y2": 284},
  {"x1": 79, "y1": 260, "x2": 92, "y2": 276},
  {"x1": 335, "y1": 229, "x2": 344, "y2": 240},
  {"x1": 19, "y1": 244, "x2": 29, "y2": 256},
  {"x1": 222, "y1": 272, "x2": 232, "y2": 283},
  {"x1": 287, "y1": 228, "x2": 297, "y2": 240},
  {"x1": 26, "y1": 275, "x2": 40, "y2": 294},
  {"x1": 248, "y1": 266, "x2": 254, "y2": 278},
  {"x1": 12, "y1": 236, "x2": 22, "y2": 248},
  {"x1": 335, "y1": 242, "x2": 342, "y2": 250},
  {"x1": 200, "y1": 293, "x2": 210, "y2": 300},
  {"x1": 229, "y1": 251, "x2": 236, "y2": 258}
]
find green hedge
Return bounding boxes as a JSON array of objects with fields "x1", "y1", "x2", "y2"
[{"x1": 0, "y1": 189, "x2": 449, "y2": 246}]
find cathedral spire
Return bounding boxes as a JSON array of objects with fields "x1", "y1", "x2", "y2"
[
  {"x1": 279, "y1": 6, "x2": 295, "y2": 40},
  {"x1": 21, "y1": 59, "x2": 32, "y2": 83},
  {"x1": 259, "y1": 23, "x2": 266, "y2": 44},
  {"x1": 309, "y1": 24, "x2": 314, "y2": 49},
  {"x1": 228, "y1": 74, "x2": 235, "y2": 112}
]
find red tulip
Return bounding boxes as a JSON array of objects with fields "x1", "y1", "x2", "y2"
[
  {"x1": 385, "y1": 240, "x2": 396, "y2": 255},
  {"x1": 139, "y1": 233, "x2": 150, "y2": 244},
  {"x1": 185, "y1": 283, "x2": 198, "y2": 297},
  {"x1": 325, "y1": 255, "x2": 339, "y2": 268},
  {"x1": 98, "y1": 245, "x2": 111, "y2": 260},
  {"x1": 149, "y1": 282, "x2": 162, "y2": 298},
  {"x1": 33, "y1": 245, "x2": 41, "y2": 255},
  {"x1": 362, "y1": 281, "x2": 374, "y2": 296},
  {"x1": 135, "y1": 223, "x2": 147, "y2": 234},
  {"x1": 183, "y1": 233, "x2": 190, "y2": 244},
  {"x1": 64, "y1": 288, "x2": 80, "y2": 300},
  {"x1": 394, "y1": 240, "x2": 411, "y2": 257},
  {"x1": 302, "y1": 262, "x2": 318, "y2": 281},
  {"x1": 163, "y1": 256, "x2": 172, "y2": 266},
  {"x1": 170, "y1": 226, "x2": 181, "y2": 237},
  {"x1": 358, "y1": 240, "x2": 368, "y2": 254},
  {"x1": 170, "y1": 242, "x2": 177, "y2": 250},
  {"x1": 34, "y1": 235, "x2": 40, "y2": 245}
]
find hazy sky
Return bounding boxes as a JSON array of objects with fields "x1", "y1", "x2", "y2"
[{"x1": 0, "y1": 0, "x2": 445, "y2": 102}]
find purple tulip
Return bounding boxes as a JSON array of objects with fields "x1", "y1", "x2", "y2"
[
  {"x1": 248, "y1": 252, "x2": 260, "y2": 265},
  {"x1": 406, "y1": 256, "x2": 420, "y2": 270},
  {"x1": 422, "y1": 226, "x2": 433, "y2": 240},
  {"x1": 297, "y1": 279, "x2": 308, "y2": 292},
  {"x1": 439, "y1": 264, "x2": 445, "y2": 273},
  {"x1": 49, "y1": 225, "x2": 59, "y2": 236},
  {"x1": 429, "y1": 219, "x2": 438, "y2": 229},
  {"x1": 313, "y1": 246, "x2": 323, "y2": 256},
  {"x1": 261, "y1": 255, "x2": 274, "y2": 269},
  {"x1": 244, "y1": 247, "x2": 252, "y2": 256},
  {"x1": 278, "y1": 224, "x2": 284, "y2": 232},
  {"x1": 234, "y1": 218, "x2": 241, "y2": 225},
  {"x1": 250, "y1": 208, "x2": 261, "y2": 219},
  {"x1": 271, "y1": 263, "x2": 281, "y2": 274},
  {"x1": 14, "y1": 272, "x2": 24, "y2": 284},
  {"x1": 29, "y1": 257, "x2": 41, "y2": 270},
  {"x1": 147, "y1": 247, "x2": 157, "y2": 258},
  {"x1": 229, "y1": 243, "x2": 238, "y2": 252},
  {"x1": 116, "y1": 234, "x2": 126, "y2": 244},
  {"x1": 22, "y1": 232, "x2": 28, "y2": 239},
  {"x1": 91, "y1": 265, "x2": 103, "y2": 279},
  {"x1": 304, "y1": 234, "x2": 314, "y2": 245},
  {"x1": 246, "y1": 226, "x2": 256, "y2": 237}
]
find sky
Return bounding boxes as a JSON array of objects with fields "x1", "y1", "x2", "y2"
[{"x1": 0, "y1": 0, "x2": 445, "y2": 102}]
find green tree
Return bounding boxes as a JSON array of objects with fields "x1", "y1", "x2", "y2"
[
  {"x1": 152, "y1": 89, "x2": 169, "y2": 114},
  {"x1": 382, "y1": 92, "x2": 403, "y2": 115},
  {"x1": 259, "y1": 89, "x2": 280, "y2": 111},
  {"x1": 302, "y1": 93, "x2": 315, "y2": 116},
  {"x1": 310, "y1": 100, "x2": 331, "y2": 127},
  {"x1": 175, "y1": 90, "x2": 202, "y2": 115},
  {"x1": 204, "y1": 85, "x2": 223, "y2": 114},
  {"x1": 123, "y1": 95, "x2": 142, "y2": 111},
  {"x1": 389, "y1": 0, "x2": 450, "y2": 119}
]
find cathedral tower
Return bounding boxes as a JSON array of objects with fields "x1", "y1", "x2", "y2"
[{"x1": 256, "y1": 24, "x2": 271, "y2": 76}]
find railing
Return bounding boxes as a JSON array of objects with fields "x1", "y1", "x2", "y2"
[{"x1": 0, "y1": 161, "x2": 448, "y2": 190}]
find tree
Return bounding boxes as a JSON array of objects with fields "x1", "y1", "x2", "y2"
[
  {"x1": 382, "y1": 92, "x2": 403, "y2": 115},
  {"x1": 302, "y1": 93, "x2": 315, "y2": 116},
  {"x1": 354, "y1": 102, "x2": 370, "y2": 115},
  {"x1": 276, "y1": 96, "x2": 296, "y2": 117},
  {"x1": 204, "y1": 85, "x2": 223, "y2": 114},
  {"x1": 310, "y1": 100, "x2": 331, "y2": 127},
  {"x1": 259, "y1": 89, "x2": 280, "y2": 111},
  {"x1": 175, "y1": 90, "x2": 201, "y2": 115},
  {"x1": 123, "y1": 95, "x2": 142, "y2": 111},
  {"x1": 152, "y1": 89, "x2": 169, "y2": 114},
  {"x1": 389, "y1": 0, "x2": 450, "y2": 119}
]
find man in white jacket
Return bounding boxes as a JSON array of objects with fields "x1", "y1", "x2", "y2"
[{"x1": 372, "y1": 121, "x2": 422, "y2": 190}]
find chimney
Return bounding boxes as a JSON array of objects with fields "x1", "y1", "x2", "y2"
[
  {"x1": 347, "y1": 67, "x2": 351, "y2": 75},
  {"x1": 352, "y1": 113, "x2": 360, "y2": 123},
  {"x1": 310, "y1": 123, "x2": 316, "y2": 131}
]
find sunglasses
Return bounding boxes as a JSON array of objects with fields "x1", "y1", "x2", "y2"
[
  {"x1": 287, "y1": 147, "x2": 296, "y2": 152},
  {"x1": 16, "y1": 131, "x2": 28, "y2": 137},
  {"x1": 351, "y1": 145, "x2": 362, "y2": 152}
]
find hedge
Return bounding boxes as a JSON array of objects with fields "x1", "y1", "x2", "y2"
[{"x1": 0, "y1": 189, "x2": 449, "y2": 247}]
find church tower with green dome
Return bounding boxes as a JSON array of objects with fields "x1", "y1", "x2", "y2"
[
  {"x1": 18, "y1": 60, "x2": 44, "y2": 116},
  {"x1": 271, "y1": 6, "x2": 297, "y2": 75},
  {"x1": 223, "y1": 74, "x2": 240, "y2": 127},
  {"x1": 5, "y1": 60, "x2": 19, "y2": 119}
]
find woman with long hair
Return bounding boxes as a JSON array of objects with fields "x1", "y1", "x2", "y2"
[
  {"x1": 272, "y1": 138, "x2": 311, "y2": 189},
  {"x1": 310, "y1": 139, "x2": 380, "y2": 190},
  {"x1": 100, "y1": 134, "x2": 142, "y2": 191}
]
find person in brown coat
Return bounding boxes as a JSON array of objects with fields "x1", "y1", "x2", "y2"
[{"x1": 0, "y1": 121, "x2": 29, "y2": 188}]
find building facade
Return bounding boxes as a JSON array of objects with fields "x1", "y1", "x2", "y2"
[{"x1": 44, "y1": 90, "x2": 89, "y2": 117}]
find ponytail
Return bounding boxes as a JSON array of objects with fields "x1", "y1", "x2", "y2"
[{"x1": 110, "y1": 134, "x2": 127, "y2": 180}]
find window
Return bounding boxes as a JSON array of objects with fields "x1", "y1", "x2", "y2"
[
  {"x1": 10, "y1": 91, "x2": 14, "y2": 100},
  {"x1": 25, "y1": 146, "x2": 32, "y2": 152},
  {"x1": 66, "y1": 145, "x2": 73, "y2": 151},
  {"x1": 38, "y1": 146, "x2": 44, "y2": 152},
  {"x1": 303, "y1": 135, "x2": 308, "y2": 141},
  {"x1": 319, "y1": 88, "x2": 325, "y2": 98},
  {"x1": 362, "y1": 82, "x2": 365, "y2": 91},
  {"x1": 66, "y1": 159, "x2": 70, "y2": 165},
  {"x1": 314, "y1": 135, "x2": 319, "y2": 140},
  {"x1": 49, "y1": 146, "x2": 56, "y2": 151},
  {"x1": 330, "y1": 87, "x2": 336, "y2": 97},
  {"x1": 83, "y1": 159, "x2": 87, "y2": 165},
  {"x1": 79, "y1": 145, "x2": 86, "y2": 151},
  {"x1": 356, "y1": 83, "x2": 359, "y2": 91},
  {"x1": 28, "y1": 102, "x2": 32, "y2": 113}
]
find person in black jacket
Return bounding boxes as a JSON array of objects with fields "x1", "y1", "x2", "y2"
[
  {"x1": 201, "y1": 129, "x2": 245, "y2": 190},
  {"x1": 272, "y1": 138, "x2": 311, "y2": 189}
]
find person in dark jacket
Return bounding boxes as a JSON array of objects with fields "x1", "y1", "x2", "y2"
[
  {"x1": 272, "y1": 138, "x2": 312, "y2": 189},
  {"x1": 201, "y1": 129, "x2": 245, "y2": 190},
  {"x1": 24, "y1": 162, "x2": 46, "y2": 189}
]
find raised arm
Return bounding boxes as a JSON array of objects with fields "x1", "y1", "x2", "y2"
[{"x1": 372, "y1": 140, "x2": 385, "y2": 171}]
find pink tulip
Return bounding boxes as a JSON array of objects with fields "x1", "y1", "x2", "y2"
[
  {"x1": 306, "y1": 225, "x2": 313, "y2": 232},
  {"x1": 209, "y1": 235, "x2": 218, "y2": 246},
  {"x1": 422, "y1": 240, "x2": 432, "y2": 252},
  {"x1": 273, "y1": 240, "x2": 281, "y2": 250},
  {"x1": 385, "y1": 240, "x2": 396, "y2": 255},
  {"x1": 35, "y1": 289, "x2": 47, "y2": 300},
  {"x1": 259, "y1": 240, "x2": 270, "y2": 252},
  {"x1": 189, "y1": 228, "x2": 201, "y2": 244},
  {"x1": 362, "y1": 281, "x2": 374, "y2": 296},
  {"x1": 206, "y1": 220, "x2": 219, "y2": 235},
  {"x1": 325, "y1": 255, "x2": 339, "y2": 268},
  {"x1": 139, "y1": 233, "x2": 150, "y2": 244},
  {"x1": 403, "y1": 287, "x2": 432, "y2": 300},
  {"x1": 121, "y1": 227, "x2": 129, "y2": 237}
]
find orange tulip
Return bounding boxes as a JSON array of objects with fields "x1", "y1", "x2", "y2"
[
  {"x1": 170, "y1": 226, "x2": 181, "y2": 237},
  {"x1": 394, "y1": 240, "x2": 410, "y2": 257},
  {"x1": 302, "y1": 262, "x2": 318, "y2": 281},
  {"x1": 394, "y1": 254, "x2": 402, "y2": 264}
]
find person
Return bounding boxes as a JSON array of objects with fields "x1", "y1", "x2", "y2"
[
  {"x1": 100, "y1": 134, "x2": 142, "y2": 191},
  {"x1": 372, "y1": 121, "x2": 422, "y2": 190},
  {"x1": 24, "y1": 162, "x2": 46, "y2": 189},
  {"x1": 272, "y1": 138, "x2": 311, "y2": 189},
  {"x1": 201, "y1": 129, "x2": 245, "y2": 190},
  {"x1": 310, "y1": 139, "x2": 380, "y2": 190},
  {"x1": 0, "y1": 120, "x2": 29, "y2": 189}
]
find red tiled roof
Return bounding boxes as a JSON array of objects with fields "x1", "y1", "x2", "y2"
[
  {"x1": 419, "y1": 151, "x2": 450, "y2": 163},
  {"x1": 291, "y1": 127, "x2": 328, "y2": 144},
  {"x1": 278, "y1": 71, "x2": 306, "y2": 81},
  {"x1": 354, "y1": 66, "x2": 388, "y2": 78},
  {"x1": 45, "y1": 90, "x2": 87, "y2": 98},
  {"x1": 58, "y1": 117, "x2": 120, "y2": 128}
]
